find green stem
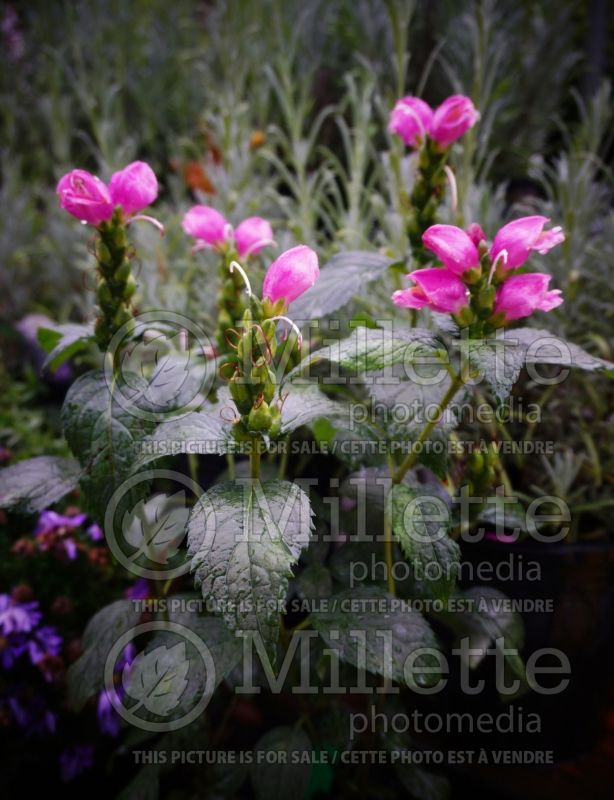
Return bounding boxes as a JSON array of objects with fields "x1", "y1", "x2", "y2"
[
  {"x1": 384, "y1": 513, "x2": 396, "y2": 597},
  {"x1": 225, "y1": 452, "x2": 236, "y2": 480},
  {"x1": 393, "y1": 373, "x2": 465, "y2": 485},
  {"x1": 250, "y1": 444, "x2": 261, "y2": 480}
]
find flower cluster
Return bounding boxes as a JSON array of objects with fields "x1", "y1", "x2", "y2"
[
  {"x1": 393, "y1": 216, "x2": 565, "y2": 331},
  {"x1": 227, "y1": 246, "x2": 319, "y2": 444},
  {"x1": 182, "y1": 205, "x2": 274, "y2": 259},
  {"x1": 12, "y1": 509, "x2": 106, "y2": 564},
  {"x1": 56, "y1": 161, "x2": 158, "y2": 225},
  {"x1": 0, "y1": 591, "x2": 63, "y2": 681},
  {"x1": 389, "y1": 94, "x2": 478, "y2": 150}
]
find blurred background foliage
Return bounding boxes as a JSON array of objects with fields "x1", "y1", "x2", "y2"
[{"x1": 0, "y1": 0, "x2": 612, "y2": 530}]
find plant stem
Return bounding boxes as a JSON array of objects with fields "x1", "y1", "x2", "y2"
[
  {"x1": 384, "y1": 512, "x2": 396, "y2": 596},
  {"x1": 250, "y1": 444, "x2": 261, "y2": 480},
  {"x1": 393, "y1": 373, "x2": 465, "y2": 485},
  {"x1": 226, "y1": 452, "x2": 236, "y2": 480}
]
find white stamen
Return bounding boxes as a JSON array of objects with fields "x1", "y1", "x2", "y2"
[
  {"x1": 229, "y1": 260, "x2": 252, "y2": 296},
  {"x1": 126, "y1": 215, "x2": 165, "y2": 236},
  {"x1": 488, "y1": 249, "x2": 508, "y2": 284},
  {"x1": 266, "y1": 315, "x2": 303, "y2": 349},
  {"x1": 444, "y1": 166, "x2": 458, "y2": 213}
]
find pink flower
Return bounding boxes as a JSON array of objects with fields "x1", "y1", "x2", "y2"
[
  {"x1": 182, "y1": 205, "x2": 230, "y2": 249},
  {"x1": 493, "y1": 273, "x2": 563, "y2": 321},
  {"x1": 108, "y1": 161, "x2": 158, "y2": 214},
  {"x1": 235, "y1": 216, "x2": 275, "y2": 258},
  {"x1": 430, "y1": 95, "x2": 479, "y2": 148},
  {"x1": 56, "y1": 169, "x2": 113, "y2": 225},
  {"x1": 392, "y1": 268, "x2": 469, "y2": 314},
  {"x1": 263, "y1": 245, "x2": 319, "y2": 304},
  {"x1": 422, "y1": 224, "x2": 479, "y2": 275},
  {"x1": 388, "y1": 96, "x2": 433, "y2": 148},
  {"x1": 467, "y1": 223, "x2": 486, "y2": 246},
  {"x1": 490, "y1": 216, "x2": 565, "y2": 271}
]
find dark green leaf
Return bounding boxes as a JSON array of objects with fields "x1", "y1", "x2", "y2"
[
  {"x1": 251, "y1": 726, "x2": 312, "y2": 800},
  {"x1": 0, "y1": 456, "x2": 81, "y2": 513},
  {"x1": 38, "y1": 323, "x2": 95, "y2": 370}
]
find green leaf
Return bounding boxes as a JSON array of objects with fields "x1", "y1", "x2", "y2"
[
  {"x1": 122, "y1": 491, "x2": 190, "y2": 566},
  {"x1": 61, "y1": 369, "x2": 155, "y2": 520},
  {"x1": 435, "y1": 587, "x2": 525, "y2": 679},
  {"x1": 390, "y1": 485, "x2": 460, "y2": 602},
  {"x1": 288, "y1": 250, "x2": 396, "y2": 319},
  {"x1": 311, "y1": 586, "x2": 442, "y2": 688},
  {"x1": 251, "y1": 726, "x2": 313, "y2": 800},
  {"x1": 281, "y1": 385, "x2": 350, "y2": 434},
  {"x1": 67, "y1": 600, "x2": 138, "y2": 710},
  {"x1": 188, "y1": 480, "x2": 313, "y2": 656},
  {"x1": 0, "y1": 456, "x2": 81, "y2": 513},
  {"x1": 286, "y1": 327, "x2": 442, "y2": 384},
  {"x1": 295, "y1": 563, "x2": 333, "y2": 601},
  {"x1": 37, "y1": 323, "x2": 95, "y2": 371},
  {"x1": 462, "y1": 328, "x2": 614, "y2": 403}
]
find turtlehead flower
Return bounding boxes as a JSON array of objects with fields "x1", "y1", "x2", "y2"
[
  {"x1": 57, "y1": 161, "x2": 159, "y2": 225},
  {"x1": 108, "y1": 161, "x2": 158, "y2": 214},
  {"x1": 467, "y1": 222, "x2": 487, "y2": 246},
  {"x1": 493, "y1": 273, "x2": 563, "y2": 321},
  {"x1": 262, "y1": 245, "x2": 319, "y2": 304},
  {"x1": 393, "y1": 268, "x2": 469, "y2": 314},
  {"x1": 422, "y1": 224, "x2": 480, "y2": 275},
  {"x1": 430, "y1": 95, "x2": 479, "y2": 148},
  {"x1": 182, "y1": 205, "x2": 229, "y2": 248},
  {"x1": 56, "y1": 170, "x2": 113, "y2": 225},
  {"x1": 234, "y1": 216, "x2": 274, "y2": 258},
  {"x1": 388, "y1": 96, "x2": 433, "y2": 148},
  {"x1": 183, "y1": 206, "x2": 274, "y2": 257},
  {"x1": 490, "y1": 216, "x2": 565, "y2": 271}
]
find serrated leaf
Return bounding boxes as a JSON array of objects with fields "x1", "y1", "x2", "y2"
[
  {"x1": 435, "y1": 587, "x2": 525, "y2": 679},
  {"x1": 251, "y1": 726, "x2": 313, "y2": 800},
  {"x1": 461, "y1": 327, "x2": 614, "y2": 403},
  {"x1": 67, "y1": 600, "x2": 138, "y2": 710},
  {"x1": 288, "y1": 250, "x2": 395, "y2": 320},
  {"x1": 122, "y1": 491, "x2": 189, "y2": 566},
  {"x1": 286, "y1": 327, "x2": 442, "y2": 384},
  {"x1": 311, "y1": 586, "x2": 442, "y2": 688},
  {"x1": 281, "y1": 384, "x2": 350, "y2": 434},
  {"x1": 187, "y1": 480, "x2": 313, "y2": 656},
  {"x1": 390, "y1": 484, "x2": 460, "y2": 602},
  {"x1": 124, "y1": 642, "x2": 190, "y2": 717},
  {"x1": 61, "y1": 369, "x2": 156, "y2": 520},
  {"x1": 0, "y1": 456, "x2": 81, "y2": 513},
  {"x1": 38, "y1": 323, "x2": 95, "y2": 370}
]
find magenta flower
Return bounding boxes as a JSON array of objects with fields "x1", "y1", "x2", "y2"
[
  {"x1": 56, "y1": 169, "x2": 113, "y2": 225},
  {"x1": 392, "y1": 268, "x2": 469, "y2": 313},
  {"x1": 262, "y1": 245, "x2": 319, "y2": 304},
  {"x1": 388, "y1": 96, "x2": 433, "y2": 148},
  {"x1": 422, "y1": 224, "x2": 480, "y2": 275},
  {"x1": 493, "y1": 273, "x2": 563, "y2": 321},
  {"x1": 430, "y1": 95, "x2": 479, "y2": 148},
  {"x1": 467, "y1": 222, "x2": 487, "y2": 246},
  {"x1": 235, "y1": 216, "x2": 275, "y2": 258},
  {"x1": 108, "y1": 161, "x2": 158, "y2": 215},
  {"x1": 490, "y1": 215, "x2": 565, "y2": 271},
  {"x1": 182, "y1": 205, "x2": 231, "y2": 249}
]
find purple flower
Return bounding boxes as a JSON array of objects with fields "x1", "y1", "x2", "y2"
[
  {"x1": 0, "y1": 633, "x2": 27, "y2": 668},
  {"x1": 86, "y1": 523, "x2": 103, "y2": 542},
  {"x1": 27, "y1": 626, "x2": 63, "y2": 666},
  {"x1": 34, "y1": 510, "x2": 87, "y2": 537},
  {"x1": 60, "y1": 744, "x2": 95, "y2": 782},
  {"x1": 8, "y1": 694, "x2": 57, "y2": 736},
  {"x1": 124, "y1": 578, "x2": 151, "y2": 600},
  {"x1": 97, "y1": 689, "x2": 121, "y2": 737},
  {"x1": 0, "y1": 594, "x2": 41, "y2": 635}
]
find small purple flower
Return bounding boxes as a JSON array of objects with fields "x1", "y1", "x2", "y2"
[
  {"x1": 27, "y1": 626, "x2": 63, "y2": 666},
  {"x1": 0, "y1": 633, "x2": 28, "y2": 668},
  {"x1": 8, "y1": 694, "x2": 57, "y2": 736},
  {"x1": 34, "y1": 510, "x2": 87, "y2": 537},
  {"x1": 124, "y1": 578, "x2": 151, "y2": 600},
  {"x1": 60, "y1": 744, "x2": 95, "y2": 782},
  {"x1": 86, "y1": 523, "x2": 104, "y2": 542},
  {"x1": 0, "y1": 594, "x2": 41, "y2": 635},
  {"x1": 97, "y1": 689, "x2": 121, "y2": 737}
]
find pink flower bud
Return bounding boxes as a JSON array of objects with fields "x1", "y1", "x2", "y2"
[
  {"x1": 182, "y1": 205, "x2": 230, "y2": 249},
  {"x1": 56, "y1": 169, "x2": 113, "y2": 225},
  {"x1": 392, "y1": 268, "x2": 469, "y2": 314},
  {"x1": 388, "y1": 96, "x2": 433, "y2": 148},
  {"x1": 235, "y1": 216, "x2": 274, "y2": 258},
  {"x1": 430, "y1": 95, "x2": 479, "y2": 148},
  {"x1": 263, "y1": 245, "x2": 319, "y2": 304},
  {"x1": 493, "y1": 273, "x2": 563, "y2": 321},
  {"x1": 108, "y1": 161, "x2": 158, "y2": 214},
  {"x1": 490, "y1": 216, "x2": 565, "y2": 271},
  {"x1": 467, "y1": 223, "x2": 487, "y2": 246},
  {"x1": 422, "y1": 224, "x2": 479, "y2": 275}
]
